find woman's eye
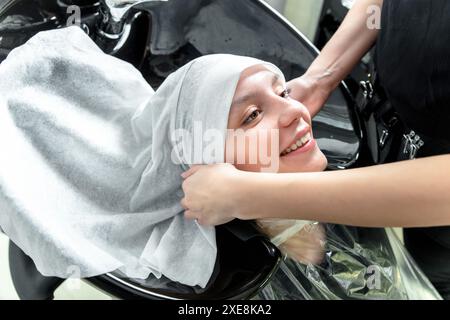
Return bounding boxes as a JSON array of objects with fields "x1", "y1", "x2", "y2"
[{"x1": 243, "y1": 109, "x2": 262, "y2": 125}]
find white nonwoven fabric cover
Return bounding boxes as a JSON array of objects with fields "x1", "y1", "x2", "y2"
[{"x1": 0, "y1": 26, "x2": 284, "y2": 287}]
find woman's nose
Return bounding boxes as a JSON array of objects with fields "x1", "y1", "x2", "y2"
[{"x1": 278, "y1": 102, "x2": 304, "y2": 128}]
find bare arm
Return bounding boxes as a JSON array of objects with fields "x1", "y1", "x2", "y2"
[
  {"x1": 288, "y1": 0, "x2": 383, "y2": 117},
  {"x1": 181, "y1": 0, "x2": 450, "y2": 228},
  {"x1": 238, "y1": 155, "x2": 450, "y2": 228}
]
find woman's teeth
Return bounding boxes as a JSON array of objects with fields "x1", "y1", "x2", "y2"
[{"x1": 281, "y1": 132, "x2": 311, "y2": 156}]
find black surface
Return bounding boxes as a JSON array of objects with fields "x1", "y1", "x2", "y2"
[{"x1": 8, "y1": 241, "x2": 64, "y2": 300}]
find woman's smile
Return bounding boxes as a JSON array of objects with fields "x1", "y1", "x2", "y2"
[
  {"x1": 280, "y1": 118, "x2": 314, "y2": 156},
  {"x1": 226, "y1": 65, "x2": 327, "y2": 173},
  {"x1": 281, "y1": 135, "x2": 316, "y2": 157}
]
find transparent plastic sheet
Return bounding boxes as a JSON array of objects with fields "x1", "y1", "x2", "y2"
[{"x1": 254, "y1": 222, "x2": 442, "y2": 300}]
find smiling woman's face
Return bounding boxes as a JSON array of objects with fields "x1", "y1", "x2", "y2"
[{"x1": 225, "y1": 65, "x2": 327, "y2": 173}]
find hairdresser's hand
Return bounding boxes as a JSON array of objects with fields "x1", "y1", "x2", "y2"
[
  {"x1": 181, "y1": 163, "x2": 248, "y2": 226},
  {"x1": 287, "y1": 74, "x2": 331, "y2": 118}
]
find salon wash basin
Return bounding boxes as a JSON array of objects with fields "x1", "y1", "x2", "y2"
[{"x1": 0, "y1": 0, "x2": 362, "y2": 299}]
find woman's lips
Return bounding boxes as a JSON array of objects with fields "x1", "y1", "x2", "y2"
[
  {"x1": 280, "y1": 126, "x2": 313, "y2": 155},
  {"x1": 281, "y1": 138, "x2": 316, "y2": 157}
]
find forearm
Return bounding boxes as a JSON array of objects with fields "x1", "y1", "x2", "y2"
[
  {"x1": 240, "y1": 155, "x2": 450, "y2": 227},
  {"x1": 305, "y1": 0, "x2": 382, "y2": 94}
]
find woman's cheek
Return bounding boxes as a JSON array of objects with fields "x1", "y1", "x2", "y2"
[
  {"x1": 231, "y1": 139, "x2": 263, "y2": 172},
  {"x1": 225, "y1": 121, "x2": 282, "y2": 172}
]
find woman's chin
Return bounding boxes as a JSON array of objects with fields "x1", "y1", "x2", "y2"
[
  {"x1": 233, "y1": 147, "x2": 328, "y2": 173},
  {"x1": 279, "y1": 148, "x2": 328, "y2": 173}
]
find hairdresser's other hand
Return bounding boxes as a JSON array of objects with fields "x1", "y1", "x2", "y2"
[
  {"x1": 181, "y1": 163, "x2": 246, "y2": 226},
  {"x1": 286, "y1": 74, "x2": 332, "y2": 118}
]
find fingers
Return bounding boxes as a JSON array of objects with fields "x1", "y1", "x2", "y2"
[
  {"x1": 184, "y1": 209, "x2": 197, "y2": 220},
  {"x1": 184, "y1": 210, "x2": 207, "y2": 226},
  {"x1": 181, "y1": 198, "x2": 201, "y2": 219},
  {"x1": 181, "y1": 198, "x2": 202, "y2": 223},
  {"x1": 180, "y1": 197, "x2": 189, "y2": 210},
  {"x1": 181, "y1": 165, "x2": 203, "y2": 179}
]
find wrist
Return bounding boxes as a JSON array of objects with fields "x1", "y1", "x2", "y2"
[
  {"x1": 235, "y1": 172, "x2": 287, "y2": 220},
  {"x1": 303, "y1": 66, "x2": 338, "y2": 97},
  {"x1": 229, "y1": 170, "x2": 252, "y2": 220},
  {"x1": 232, "y1": 171, "x2": 270, "y2": 220}
]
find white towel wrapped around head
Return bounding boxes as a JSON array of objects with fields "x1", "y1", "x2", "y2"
[{"x1": 0, "y1": 26, "x2": 284, "y2": 287}]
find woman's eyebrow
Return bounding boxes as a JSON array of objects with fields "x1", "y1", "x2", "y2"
[{"x1": 231, "y1": 73, "x2": 281, "y2": 107}]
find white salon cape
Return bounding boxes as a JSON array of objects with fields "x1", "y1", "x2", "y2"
[{"x1": 0, "y1": 26, "x2": 283, "y2": 287}]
